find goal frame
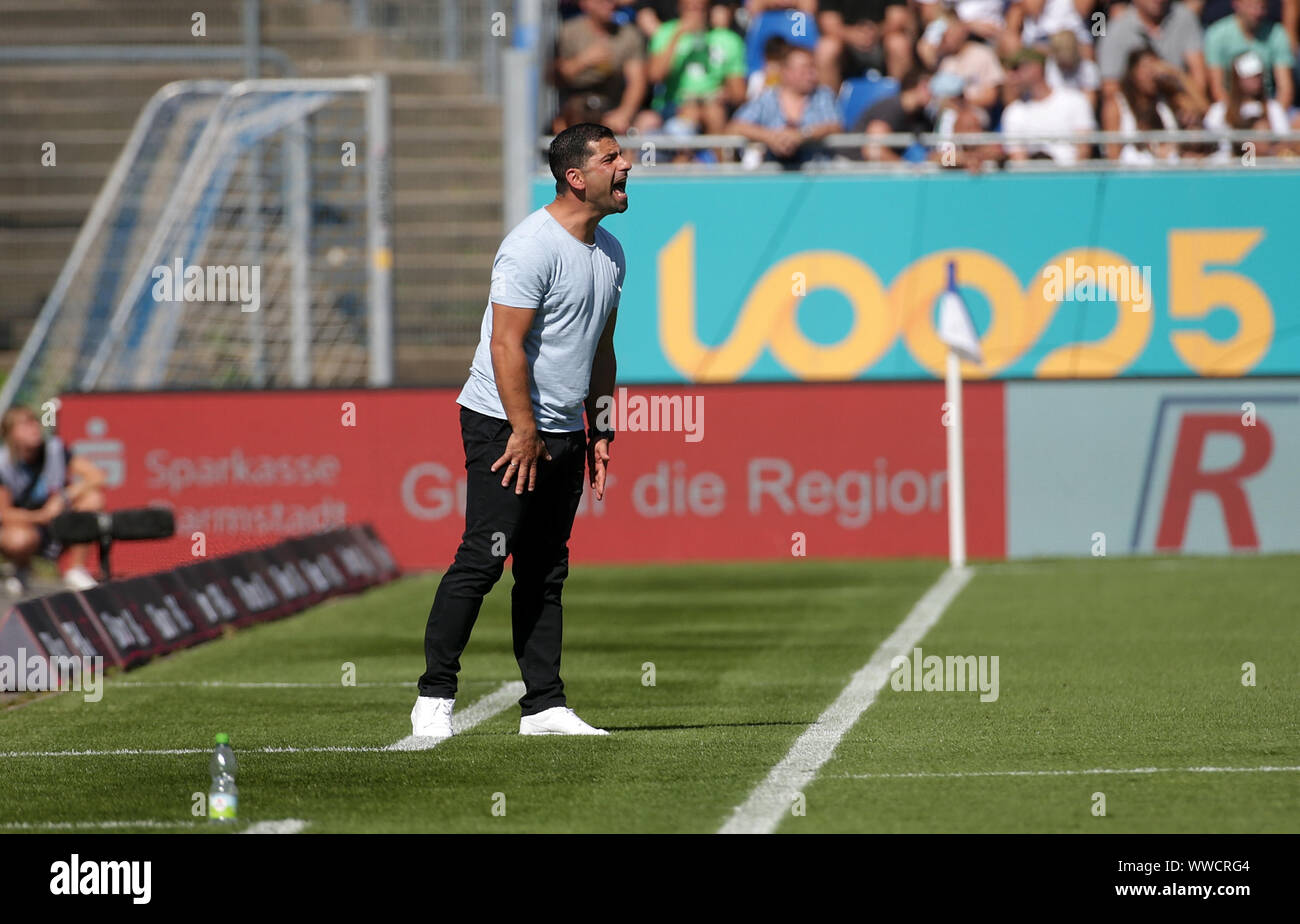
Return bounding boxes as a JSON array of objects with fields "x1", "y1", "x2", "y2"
[{"x1": 0, "y1": 74, "x2": 392, "y2": 411}]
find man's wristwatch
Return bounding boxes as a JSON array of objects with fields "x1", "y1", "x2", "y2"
[{"x1": 589, "y1": 428, "x2": 615, "y2": 444}]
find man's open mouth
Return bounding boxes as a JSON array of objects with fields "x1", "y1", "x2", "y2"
[{"x1": 612, "y1": 177, "x2": 628, "y2": 200}]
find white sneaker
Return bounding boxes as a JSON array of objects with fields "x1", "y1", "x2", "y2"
[
  {"x1": 63, "y1": 566, "x2": 98, "y2": 591},
  {"x1": 519, "y1": 706, "x2": 609, "y2": 736},
  {"x1": 410, "y1": 696, "x2": 455, "y2": 739}
]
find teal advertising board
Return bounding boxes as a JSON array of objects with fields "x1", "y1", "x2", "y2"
[{"x1": 532, "y1": 169, "x2": 1299, "y2": 383}]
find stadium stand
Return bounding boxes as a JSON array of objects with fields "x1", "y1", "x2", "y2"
[
  {"x1": 0, "y1": 0, "x2": 503, "y2": 386},
  {"x1": 550, "y1": 0, "x2": 1300, "y2": 166},
  {"x1": 4, "y1": 1, "x2": 1298, "y2": 387}
]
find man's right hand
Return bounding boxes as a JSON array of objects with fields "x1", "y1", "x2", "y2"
[{"x1": 491, "y1": 429, "x2": 553, "y2": 495}]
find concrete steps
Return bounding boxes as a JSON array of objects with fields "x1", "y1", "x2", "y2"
[{"x1": 0, "y1": 0, "x2": 506, "y2": 385}]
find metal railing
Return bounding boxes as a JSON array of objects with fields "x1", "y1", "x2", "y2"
[
  {"x1": 0, "y1": 44, "x2": 295, "y2": 75},
  {"x1": 2, "y1": 3, "x2": 506, "y2": 95},
  {"x1": 534, "y1": 128, "x2": 1300, "y2": 171}
]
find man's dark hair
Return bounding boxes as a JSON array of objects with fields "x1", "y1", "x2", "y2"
[
  {"x1": 550, "y1": 122, "x2": 616, "y2": 194},
  {"x1": 763, "y1": 36, "x2": 790, "y2": 62},
  {"x1": 900, "y1": 67, "x2": 929, "y2": 93}
]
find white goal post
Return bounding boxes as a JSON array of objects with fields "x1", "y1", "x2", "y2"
[{"x1": 1, "y1": 75, "x2": 392, "y2": 412}]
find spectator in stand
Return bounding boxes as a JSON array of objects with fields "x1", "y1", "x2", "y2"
[
  {"x1": 554, "y1": 0, "x2": 651, "y2": 134},
  {"x1": 729, "y1": 43, "x2": 843, "y2": 166},
  {"x1": 1046, "y1": 29, "x2": 1101, "y2": 108},
  {"x1": 1017, "y1": 0, "x2": 1096, "y2": 56},
  {"x1": 635, "y1": 0, "x2": 745, "y2": 40},
  {"x1": 816, "y1": 0, "x2": 916, "y2": 89},
  {"x1": 916, "y1": 9, "x2": 949, "y2": 68},
  {"x1": 1001, "y1": 46, "x2": 1097, "y2": 162},
  {"x1": 748, "y1": 36, "x2": 791, "y2": 100},
  {"x1": 1101, "y1": 46, "x2": 1207, "y2": 160},
  {"x1": 930, "y1": 69, "x2": 977, "y2": 132},
  {"x1": 647, "y1": 0, "x2": 749, "y2": 138},
  {"x1": 1091, "y1": 1, "x2": 1131, "y2": 25},
  {"x1": 856, "y1": 67, "x2": 935, "y2": 159},
  {"x1": 921, "y1": 16, "x2": 1006, "y2": 110},
  {"x1": 917, "y1": 0, "x2": 1021, "y2": 56},
  {"x1": 1204, "y1": 0, "x2": 1294, "y2": 108},
  {"x1": 712, "y1": 1, "x2": 743, "y2": 31},
  {"x1": 1097, "y1": 0, "x2": 1208, "y2": 103},
  {"x1": 1198, "y1": 0, "x2": 1296, "y2": 43},
  {"x1": 551, "y1": 91, "x2": 610, "y2": 133},
  {"x1": 746, "y1": 0, "x2": 819, "y2": 19},
  {"x1": 634, "y1": 0, "x2": 679, "y2": 39},
  {"x1": 1205, "y1": 50, "x2": 1296, "y2": 157},
  {"x1": 946, "y1": 101, "x2": 1004, "y2": 170}
]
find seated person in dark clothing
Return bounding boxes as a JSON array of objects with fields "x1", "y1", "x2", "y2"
[
  {"x1": 857, "y1": 67, "x2": 934, "y2": 159},
  {"x1": 817, "y1": 0, "x2": 916, "y2": 90}
]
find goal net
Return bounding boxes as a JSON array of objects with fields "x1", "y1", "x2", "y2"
[{"x1": 1, "y1": 75, "x2": 393, "y2": 412}]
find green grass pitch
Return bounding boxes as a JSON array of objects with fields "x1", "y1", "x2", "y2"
[{"x1": 1, "y1": 556, "x2": 1296, "y2": 833}]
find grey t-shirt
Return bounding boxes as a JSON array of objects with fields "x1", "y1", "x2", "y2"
[
  {"x1": 457, "y1": 205, "x2": 625, "y2": 432},
  {"x1": 1097, "y1": 3, "x2": 1203, "y2": 82}
]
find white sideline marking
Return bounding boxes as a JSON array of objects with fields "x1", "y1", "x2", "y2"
[
  {"x1": 2, "y1": 817, "x2": 311, "y2": 832},
  {"x1": 386, "y1": 681, "x2": 525, "y2": 751},
  {"x1": 110, "y1": 681, "x2": 421, "y2": 689},
  {"x1": 0, "y1": 819, "x2": 201, "y2": 830},
  {"x1": 719, "y1": 567, "x2": 974, "y2": 835},
  {"x1": 0, "y1": 681, "x2": 525, "y2": 757},
  {"x1": 1, "y1": 746, "x2": 382, "y2": 756},
  {"x1": 243, "y1": 818, "x2": 309, "y2": 834},
  {"x1": 838, "y1": 765, "x2": 1300, "y2": 780}
]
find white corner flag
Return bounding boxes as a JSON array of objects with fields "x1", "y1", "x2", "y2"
[
  {"x1": 938, "y1": 261, "x2": 982, "y2": 365},
  {"x1": 937, "y1": 261, "x2": 981, "y2": 569}
]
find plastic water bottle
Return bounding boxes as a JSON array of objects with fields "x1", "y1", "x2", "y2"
[{"x1": 208, "y1": 733, "x2": 238, "y2": 823}]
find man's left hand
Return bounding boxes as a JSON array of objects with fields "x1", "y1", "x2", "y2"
[{"x1": 587, "y1": 438, "x2": 611, "y2": 501}]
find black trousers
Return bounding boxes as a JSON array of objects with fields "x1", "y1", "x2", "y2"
[{"x1": 418, "y1": 406, "x2": 586, "y2": 715}]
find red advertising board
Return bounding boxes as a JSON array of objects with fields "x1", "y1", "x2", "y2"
[{"x1": 58, "y1": 384, "x2": 1006, "y2": 573}]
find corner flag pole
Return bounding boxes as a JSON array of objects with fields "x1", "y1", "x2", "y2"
[
  {"x1": 937, "y1": 260, "x2": 980, "y2": 570},
  {"x1": 945, "y1": 348, "x2": 966, "y2": 569}
]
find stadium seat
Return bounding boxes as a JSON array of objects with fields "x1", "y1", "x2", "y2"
[
  {"x1": 837, "y1": 74, "x2": 899, "y2": 130},
  {"x1": 746, "y1": 10, "x2": 821, "y2": 74}
]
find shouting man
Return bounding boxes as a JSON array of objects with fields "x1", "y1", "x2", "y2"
[{"x1": 409, "y1": 123, "x2": 629, "y2": 739}]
